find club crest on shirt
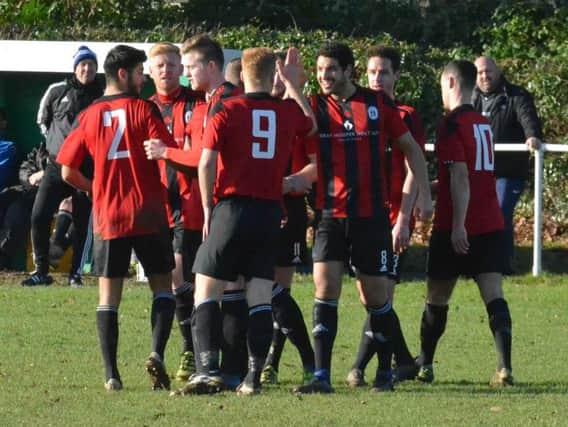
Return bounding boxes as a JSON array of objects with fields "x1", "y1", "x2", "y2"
[
  {"x1": 185, "y1": 110, "x2": 192, "y2": 123},
  {"x1": 343, "y1": 119, "x2": 354, "y2": 131},
  {"x1": 367, "y1": 106, "x2": 379, "y2": 120}
]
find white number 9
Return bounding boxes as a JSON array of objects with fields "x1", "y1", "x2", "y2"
[{"x1": 252, "y1": 109, "x2": 276, "y2": 159}]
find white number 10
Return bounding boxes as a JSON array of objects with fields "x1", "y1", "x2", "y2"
[
  {"x1": 252, "y1": 109, "x2": 276, "y2": 159},
  {"x1": 104, "y1": 109, "x2": 129, "y2": 160},
  {"x1": 473, "y1": 123, "x2": 494, "y2": 171}
]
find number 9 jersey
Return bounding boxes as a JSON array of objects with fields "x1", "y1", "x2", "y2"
[
  {"x1": 57, "y1": 94, "x2": 177, "y2": 240},
  {"x1": 202, "y1": 93, "x2": 314, "y2": 201},
  {"x1": 434, "y1": 104, "x2": 504, "y2": 235}
]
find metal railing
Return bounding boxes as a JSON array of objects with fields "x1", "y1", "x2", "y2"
[{"x1": 425, "y1": 143, "x2": 568, "y2": 276}]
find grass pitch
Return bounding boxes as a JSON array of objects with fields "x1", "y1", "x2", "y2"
[{"x1": 1, "y1": 272, "x2": 567, "y2": 426}]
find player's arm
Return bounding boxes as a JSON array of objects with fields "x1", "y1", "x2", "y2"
[
  {"x1": 57, "y1": 133, "x2": 93, "y2": 194},
  {"x1": 283, "y1": 153, "x2": 317, "y2": 194},
  {"x1": 276, "y1": 49, "x2": 317, "y2": 136},
  {"x1": 515, "y1": 91, "x2": 543, "y2": 151},
  {"x1": 448, "y1": 162, "x2": 469, "y2": 254},
  {"x1": 144, "y1": 140, "x2": 198, "y2": 176},
  {"x1": 392, "y1": 161, "x2": 418, "y2": 253},
  {"x1": 144, "y1": 102, "x2": 199, "y2": 176},
  {"x1": 393, "y1": 131, "x2": 432, "y2": 221},
  {"x1": 198, "y1": 147, "x2": 218, "y2": 240},
  {"x1": 57, "y1": 123, "x2": 91, "y2": 194},
  {"x1": 61, "y1": 165, "x2": 92, "y2": 194}
]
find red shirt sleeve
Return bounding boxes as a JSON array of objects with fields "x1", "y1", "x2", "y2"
[
  {"x1": 383, "y1": 102, "x2": 409, "y2": 141},
  {"x1": 57, "y1": 126, "x2": 87, "y2": 168},
  {"x1": 163, "y1": 111, "x2": 204, "y2": 167},
  {"x1": 164, "y1": 146, "x2": 200, "y2": 167}
]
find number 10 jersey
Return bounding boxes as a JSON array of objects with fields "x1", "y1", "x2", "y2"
[{"x1": 434, "y1": 104, "x2": 504, "y2": 235}]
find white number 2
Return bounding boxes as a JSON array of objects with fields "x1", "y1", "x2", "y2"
[
  {"x1": 473, "y1": 123, "x2": 494, "y2": 171},
  {"x1": 104, "y1": 109, "x2": 129, "y2": 160},
  {"x1": 252, "y1": 109, "x2": 276, "y2": 159}
]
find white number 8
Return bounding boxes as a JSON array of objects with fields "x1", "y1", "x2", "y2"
[{"x1": 252, "y1": 109, "x2": 276, "y2": 159}]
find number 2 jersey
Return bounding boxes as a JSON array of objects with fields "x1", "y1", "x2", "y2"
[
  {"x1": 57, "y1": 94, "x2": 177, "y2": 240},
  {"x1": 202, "y1": 92, "x2": 313, "y2": 201},
  {"x1": 434, "y1": 104, "x2": 504, "y2": 235}
]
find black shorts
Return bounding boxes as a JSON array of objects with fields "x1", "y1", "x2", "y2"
[
  {"x1": 427, "y1": 230, "x2": 506, "y2": 280},
  {"x1": 312, "y1": 212, "x2": 394, "y2": 276},
  {"x1": 181, "y1": 229, "x2": 202, "y2": 283},
  {"x1": 277, "y1": 196, "x2": 308, "y2": 267},
  {"x1": 93, "y1": 230, "x2": 175, "y2": 278},
  {"x1": 192, "y1": 197, "x2": 281, "y2": 282}
]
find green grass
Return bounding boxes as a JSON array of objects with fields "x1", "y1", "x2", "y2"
[{"x1": 1, "y1": 272, "x2": 568, "y2": 426}]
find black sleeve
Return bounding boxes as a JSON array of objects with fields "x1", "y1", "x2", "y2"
[
  {"x1": 514, "y1": 90, "x2": 543, "y2": 140},
  {"x1": 18, "y1": 147, "x2": 41, "y2": 186}
]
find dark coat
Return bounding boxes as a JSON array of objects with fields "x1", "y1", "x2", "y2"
[
  {"x1": 472, "y1": 77, "x2": 543, "y2": 180},
  {"x1": 36, "y1": 76, "x2": 102, "y2": 158}
]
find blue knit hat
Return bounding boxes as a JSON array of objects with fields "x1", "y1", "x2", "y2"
[{"x1": 73, "y1": 45, "x2": 98, "y2": 70}]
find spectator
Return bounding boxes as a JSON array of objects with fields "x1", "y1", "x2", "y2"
[
  {"x1": 473, "y1": 56, "x2": 543, "y2": 274},
  {"x1": 0, "y1": 143, "x2": 48, "y2": 269},
  {"x1": 0, "y1": 108, "x2": 17, "y2": 192},
  {"x1": 21, "y1": 45, "x2": 103, "y2": 287}
]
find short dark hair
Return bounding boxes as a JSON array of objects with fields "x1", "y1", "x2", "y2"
[
  {"x1": 181, "y1": 34, "x2": 224, "y2": 70},
  {"x1": 224, "y1": 57, "x2": 242, "y2": 85},
  {"x1": 317, "y1": 42, "x2": 354, "y2": 71},
  {"x1": 443, "y1": 60, "x2": 477, "y2": 91},
  {"x1": 104, "y1": 45, "x2": 147, "y2": 82},
  {"x1": 367, "y1": 45, "x2": 401, "y2": 73}
]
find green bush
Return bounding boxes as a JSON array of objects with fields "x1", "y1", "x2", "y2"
[{"x1": 1, "y1": 1, "x2": 566, "y2": 231}]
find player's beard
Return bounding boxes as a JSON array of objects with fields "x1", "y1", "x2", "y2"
[
  {"x1": 322, "y1": 75, "x2": 348, "y2": 97},
  {"x1": 125, "y1": 73, "x2": 142, "y2": 97}
]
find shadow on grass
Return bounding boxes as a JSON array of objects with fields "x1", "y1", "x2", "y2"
[{"x1": 396, "y1": 379, "x2": 568, "y2": 395}]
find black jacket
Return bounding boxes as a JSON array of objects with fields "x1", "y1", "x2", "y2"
[
  {"x1": 36, "y1": 76, "x2": 103, "y2": 158},
  {"x1": 19, "y1": 143, "x2": 49, "y2": 190},
  {"x1": 472, "y1": 77, "x2": 543, "y2": 180},
  {"x1": 0, "y1": 143, "x2": 49, "y2": 207}
]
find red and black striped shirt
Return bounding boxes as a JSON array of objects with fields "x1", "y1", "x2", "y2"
[
  {"x1": 149, "y1": 87, "x2": 205, "y2": 228},
  {"x1": 309, "y1": 86, "x2": 409, "y2": 218}
]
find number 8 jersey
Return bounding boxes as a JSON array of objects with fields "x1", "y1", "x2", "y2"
[
  {"x1": 434, "y1": 104, "x2": 504, "y2": 235},
  {"x1": 202, "y1": 93, "x2": 313, "y2": 201},
  {"x1": 57, "y1": 94, "x2": 177, "y2": 239}
]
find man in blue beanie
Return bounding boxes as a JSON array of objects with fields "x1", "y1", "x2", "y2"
[{"x1": 22, "y1": 45, "x2": 103, "y2": 287}]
